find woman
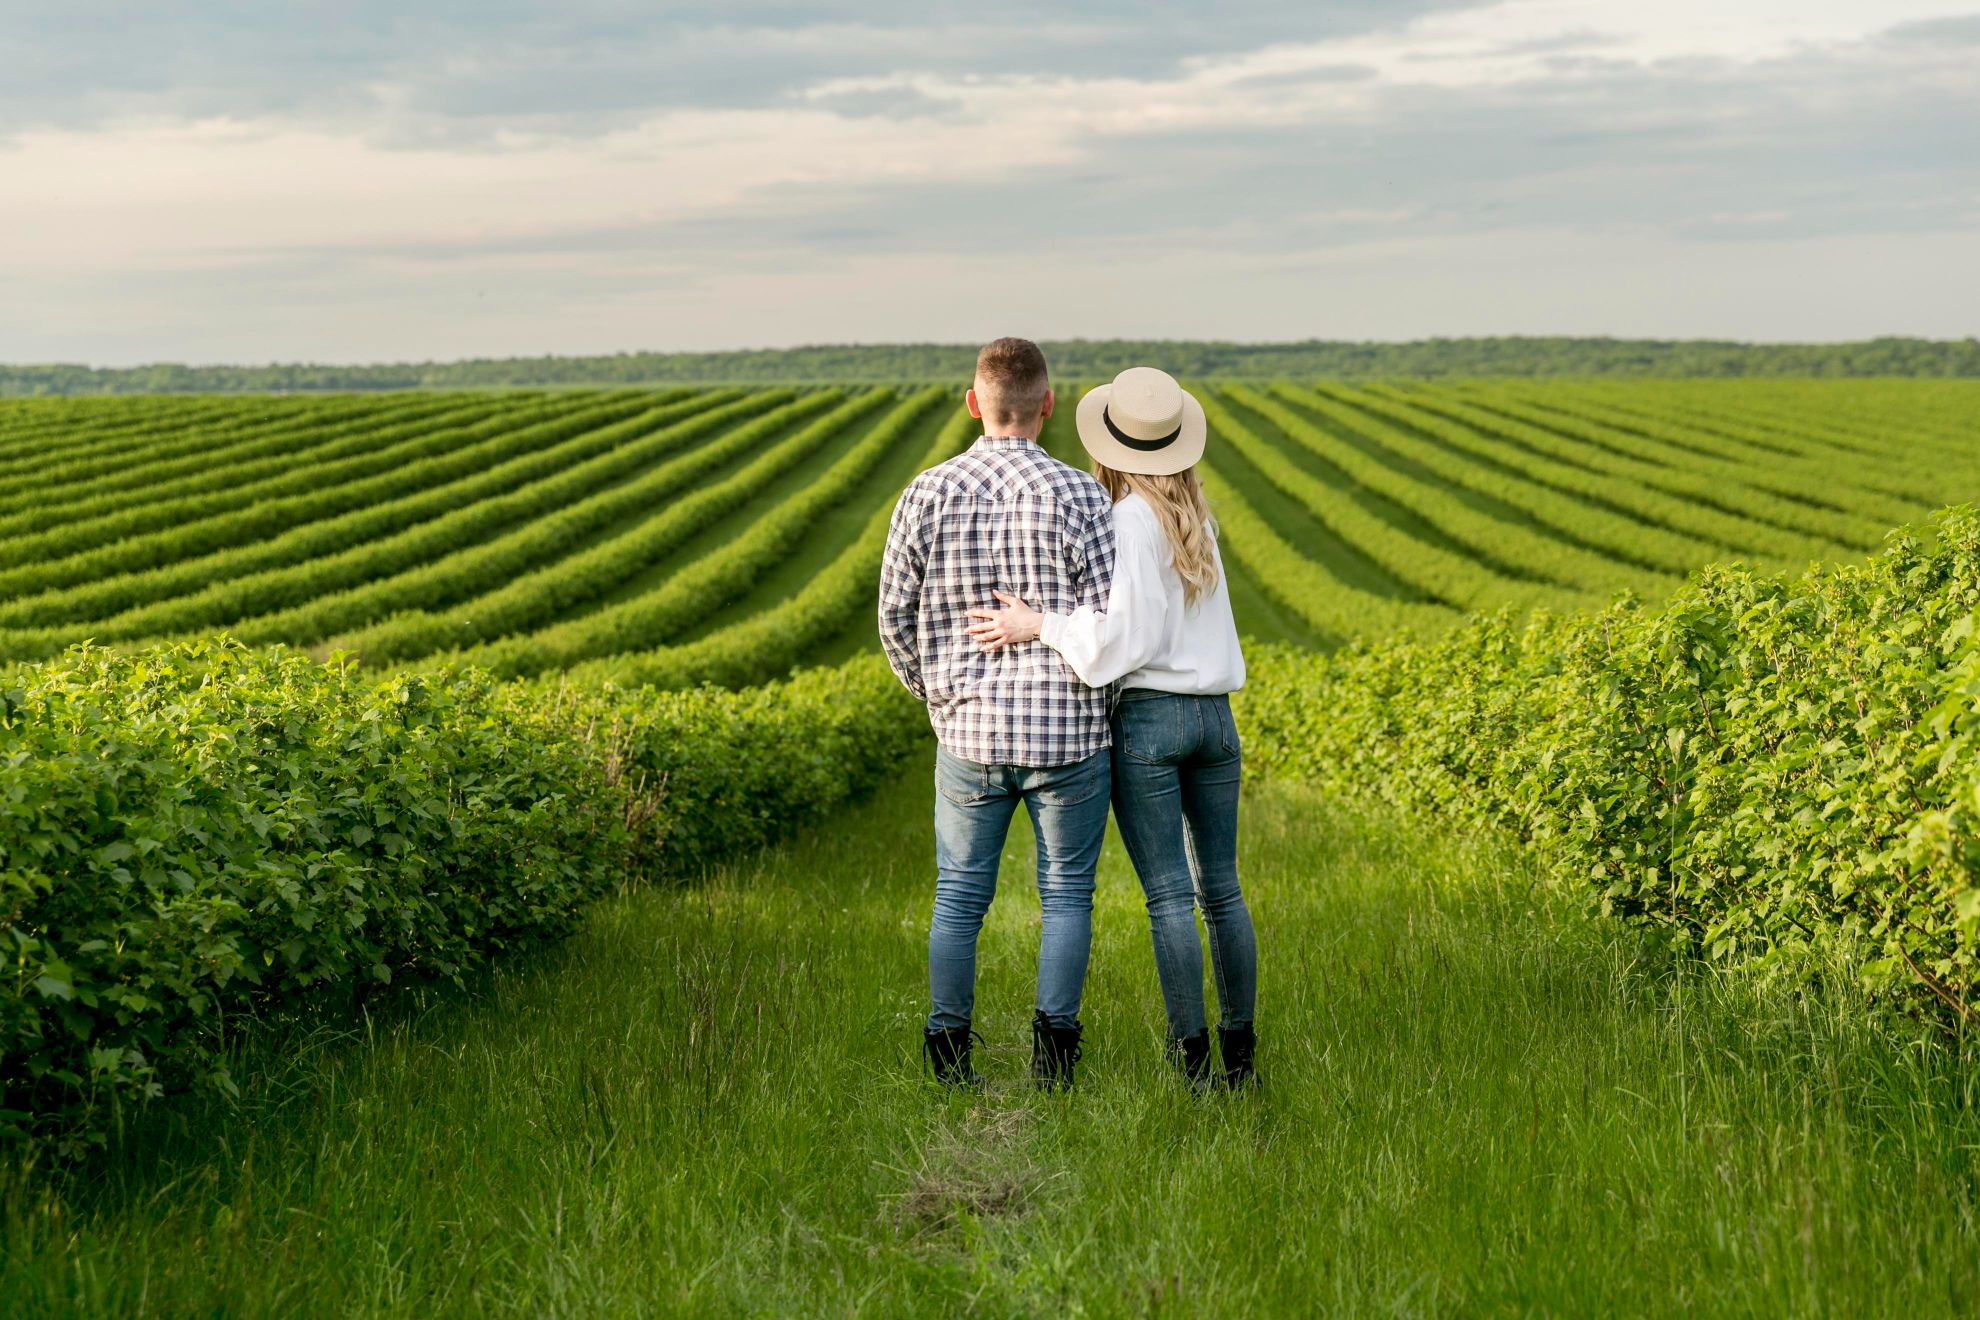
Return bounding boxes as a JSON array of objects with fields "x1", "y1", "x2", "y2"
[{"x1": 967, "y1": 366, "x2": 1257, "y2": 1089}]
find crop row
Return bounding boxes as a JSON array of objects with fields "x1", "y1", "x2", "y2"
[
  {"x1": 1252, "y1": 384, "x2": 1717, "y2": 578},
  {"x1": 1237, "y1": 506, "x2": 1980, "y2": 1035},
  {"x1": 0, "y1": 395, "x2": 664, "y2": 570},
  {"x1": 1197, "y1": 461, "x2": 1459, "y2": 645},
  {"x1": 1534, "y1": 381, "x2": 1907, "y2": 477},
  {"x1": 4, "y1": 381, "x2": 1972, "y2": 687},
  {"x1": 2, "y1": 638, "x2": 928, "y2": 1147},
  {"x1": 1350, "y1": 385, "x2": 1848, "y2": 567},
  {"x1": 1747, "y1": 382, "x2": 1980, "y2": 447},
  {"x1": 0, "y1": 395, "x2": 424, "y2": 502},
  {"x1": 0, "y1": 397, "x2": 310, "y2": 476},
  {"x1": 1569, "y1": 379, "x2": 1980, "y2": 462},
  {"x1": 1555, "y1": 383, "x2": 1980, "y2": 505},
  {"x1": 567, "y1": 402, "x2": 976, "y2": 689},
  {"x1": 0, "y1": 399, "x2": 237, "y2": 468},
  {"x1": 0, "y1": 392, "x2": 276, "y2": 440},
  {"x1": 1199, "y1": 390, "x2": 1586, "y2": 614},
  {"x1": 0, "y1": 393, "x2": 729, "y2": 601},
  {"x1": 318, "y1": 388, "x2": 900, "y2": 666},
  {"x1": 1217, "y1": 384, "x2": 1674, "y2": 600},
  {"x1": 0, "y1": 395, "x2": 508, "y2": 538},
  {"x1": 2, "y1": 393, "x2": 495, "y2": 517},
  {"x1": 439, "y1": 387, "x2": 947, "y2": 678},
  {"x1": 0, "y1": 391, "x2": 803, "y2": 654},
  {"x1": 1441, "y1": 388, "x2": 1895, "y2": 548},
  {"x1": 0, "y1": 395, "x2": 758, "y2": 627},
  {"x1": 1463, "y1": 389, "x2": 1909, "y2": 540}
]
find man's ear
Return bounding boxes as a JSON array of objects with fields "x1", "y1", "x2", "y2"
[
  {"x1": 965, "y1": 387, "x2": 983, "y2": 420},
  {"x1": 1039, "y1": 387, "x2": 1055, "y2": 421}
]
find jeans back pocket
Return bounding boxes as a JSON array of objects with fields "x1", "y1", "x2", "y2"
[
  {"x1": 1213, "y1": 695, "x2": 1242, "y2": 760},
  {"x1": 1117, "y1": 696, "x2": 1188, "y2": 765},
  {"x1": 935, "y1": 750, "x2": 997, "y2": 806},
  {"x1": 1033, "y1": 749, "x2": 1109, "y2": 807}
]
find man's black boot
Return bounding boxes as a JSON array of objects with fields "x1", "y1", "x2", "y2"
[
  {"x1": 924, "y1": 1024, "x2": 984, "y2": 1088},
  {"x1": 1030, "y1": 1011, "x2": 1084, "y2": 1091}
]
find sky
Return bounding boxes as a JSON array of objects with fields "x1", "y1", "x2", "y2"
[{"x1": 2, "y1": 1, "x2": 1977, "y2": 365}]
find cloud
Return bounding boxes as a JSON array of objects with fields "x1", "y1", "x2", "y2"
[
  {"x1": 798, "y1": 84, "x2": 963, "y2": 122},
  {"x1": 0, "y1": 2, "x2": 1471, "y2": 139},
  {"x1": 1222, "y1": 64, "x2": 1382, "y2": 90},
  {"x1": 1883, "y1": 14, "x2": 1980, "y2": 43},
  {"x1": 2, "y1": 0, "x2": 1977, "y2": 363},
  {"x1": 12, "y1": 226, "x2": 1976, "y2": 367}
]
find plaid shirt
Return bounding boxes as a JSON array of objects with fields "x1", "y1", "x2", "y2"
[{"x1": 878, "y1": 436, "x2": 1117, "y2": 767}]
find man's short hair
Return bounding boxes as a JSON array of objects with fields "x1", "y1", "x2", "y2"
[{"x1": 974, "y1": 337, "x2": 1050, "y2": 430}]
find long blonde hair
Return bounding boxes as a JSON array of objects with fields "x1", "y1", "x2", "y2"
[{"x1": 1095, "y1": 464, "x2": 1220, "y2": 606}]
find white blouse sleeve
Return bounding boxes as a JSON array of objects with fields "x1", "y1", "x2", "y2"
[{"x1": 1038, "y1": 505, "x2": 1170, "y2": 688}]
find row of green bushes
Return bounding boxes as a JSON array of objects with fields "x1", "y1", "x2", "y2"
[
  {"x1": 6, "y1": 397, "x2": 477, "y2": 525},
  {"x1": 0, "y1": 394, "x2": 783, "y2": 657},
  {"x1": 13, "y1": 502, "x2": 1978, "y2": 1150},
  {"x1": 0, "y1": 641, "x2": 924, "y2": 1150},
  {"x1": 1238, "y1": 506, "x2": 1980, "y2": 1024},
  {"x1": 1348, "y1": 384, "x2": 1844, "y2": 565},
  {"x1": 0, "y1": 394, "x2": 668, "y2": 601}
]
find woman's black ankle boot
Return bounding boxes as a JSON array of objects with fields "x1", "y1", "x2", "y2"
[
  {"x1": 1171, "y1": 1030, "x2": 1213, "y2": 1091},
  {"x1": 1030, "y1": 1011, "x2": 1084, "y2": 1090},
  {"x1": 1218, "y1": 1025, "x2": 1257, "y2": 1089},
  {"x1": 924, "y1": 1024, "x2": 983, "y2": 1088}
]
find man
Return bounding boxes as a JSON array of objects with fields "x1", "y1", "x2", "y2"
[{"x1": 878, "y1": 337, "x2": 1117, "y2": 1090}]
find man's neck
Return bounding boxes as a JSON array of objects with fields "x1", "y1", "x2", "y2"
[{"x1": 981, "y1": 432, "x2": 1040, "y2": 443}]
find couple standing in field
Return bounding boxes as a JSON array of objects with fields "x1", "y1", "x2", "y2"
[{"x1": 878, "y1": 338, "x2": 1256, "y2": 1091}]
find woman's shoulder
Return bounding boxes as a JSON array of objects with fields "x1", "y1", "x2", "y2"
[
  {"x1": 1109, "y1": 494, "x2": 1163, "y2": 556},
  {"x1": 1112, "y1": 491, "x2": 1159, "y2": 529}
]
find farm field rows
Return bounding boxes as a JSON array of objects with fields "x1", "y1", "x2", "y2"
[
  {"x1": 10, "y1": 379, "x2": 1980, "y2": 1314},
  {"x1": 4, "y1": 379, "x2": 1976, "y2": 681}
]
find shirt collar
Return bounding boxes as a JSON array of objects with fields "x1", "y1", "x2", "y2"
[{"x1": 973, "y1": 434, "x2": 1041, "y2": 450}]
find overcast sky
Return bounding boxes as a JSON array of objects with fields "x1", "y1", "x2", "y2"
[{"x1": 3, "y1": 1, "x2": 1977, "y2": 365}]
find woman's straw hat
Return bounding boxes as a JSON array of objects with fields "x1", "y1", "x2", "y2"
[{"x1": 1074, "y1": 366, "x2": 1207, "y2": 477}]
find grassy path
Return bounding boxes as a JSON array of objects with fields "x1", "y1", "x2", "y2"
[{"x1": 8, "y1": 754, "x2": 1980, "y2": 1315}]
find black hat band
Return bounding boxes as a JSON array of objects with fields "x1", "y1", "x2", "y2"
[{"x1": 1103, "y1": 405, "x2": 1182, "y2": 451}]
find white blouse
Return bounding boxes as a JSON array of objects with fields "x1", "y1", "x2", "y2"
[{"x1": 1038, "y1": 493, "x2": 1247, "y2": 694}]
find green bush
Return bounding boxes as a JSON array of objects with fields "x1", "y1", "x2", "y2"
[
  {"x1": 0, "y1": 642, "x2": 623, "y2": 1149},
  {"x1": 0, "y1": 643, "x2": 928, "y2": 1150},
  {"x1": 533, "y1": 655, "x2": 927, "y2": 877},
  {"x1": 1237, "y1": 505, "x2": 1980, "y2": 1024}
]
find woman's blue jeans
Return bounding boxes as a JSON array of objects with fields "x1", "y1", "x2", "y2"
[
  {"x1": 927, "y1": 746, "x2": 1111, "y2": 1032},
  {"x1": 1110, "y1": 691, "x2": 1257, "y2": 1040}
]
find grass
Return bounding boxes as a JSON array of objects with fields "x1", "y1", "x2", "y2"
[{"x1": 8, "y1": 753, "x2": 1980, "y2": 1316}]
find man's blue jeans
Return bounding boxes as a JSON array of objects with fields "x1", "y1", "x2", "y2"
[
  {"x1": 927, "y1": 746, "x2": 1111, "y2": 1032},
  {"x1": 1110, "y1": 690, "x2": 1256, "y2": 1041}
]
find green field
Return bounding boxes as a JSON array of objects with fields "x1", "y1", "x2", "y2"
[
  {"x1": 3, "y1": 379, "x2": 1975, "y2": 674},
  {"x1": 10, "y1": 757, "x2": 1980, "y2": 1314},
  {"x1": 8, "y1": 379, "x2": 1980, "y2": 1315}
]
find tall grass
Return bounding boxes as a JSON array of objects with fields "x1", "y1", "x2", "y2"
[{"x1": 6, "y1": 753, "x2": 1979, "y2": 1315}]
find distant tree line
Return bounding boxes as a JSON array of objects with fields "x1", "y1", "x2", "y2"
[{"x1": 5, "y1": 336, "x2": 1978, "y2": 395}]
